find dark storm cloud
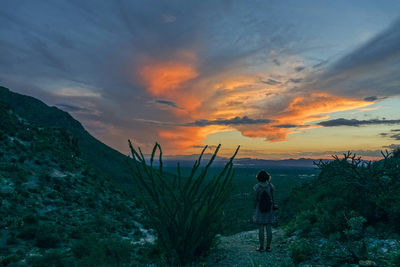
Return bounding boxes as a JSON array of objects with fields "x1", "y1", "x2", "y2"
[
  {"x1": 188, "y1": 116, "x2": 271, "y2": 127},
  {"x1": 155, "y1": 99, "x2": 180, "y2": 109},
  {"x1": 318, "y1": 118, "x2": 400, "y2": 127},
  {"x1": 294, "y1": 66, "x2": 305, "y2": 72}
]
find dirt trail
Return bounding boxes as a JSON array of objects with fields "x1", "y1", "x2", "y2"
[{"x1": 204, "y1": 228, "x2": 292, "y2": 266}]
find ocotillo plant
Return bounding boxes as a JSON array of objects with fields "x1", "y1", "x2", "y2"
[{"x1": 127, "y1": 141, "x2": 239, "y2": 266}]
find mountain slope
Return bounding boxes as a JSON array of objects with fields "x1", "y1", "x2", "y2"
[
  {"x1": 0, "y1": 86, "x2": 131, "y2": 184},
  {"x1": 0, "y1": 101, "x2": 152, "y2": 266}
]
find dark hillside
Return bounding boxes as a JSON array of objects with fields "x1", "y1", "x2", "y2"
[
  {"x1": 0, "y1": 86, "x2": 131, "y2": 184},
  {"x1": 0, "y1": 101, "x2": 152, "y2": 266}
]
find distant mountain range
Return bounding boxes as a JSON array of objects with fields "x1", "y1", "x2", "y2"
[{"x1": 163, "y1": 155, "x2": 323, "y2": 168}]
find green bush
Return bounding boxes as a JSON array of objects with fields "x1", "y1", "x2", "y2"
[
  {"x1": 30, "y1": 249, "x2": 72, "y2": 267},
  {"x1": 71, "y1": 234, "x2": 134, "y2": 266},
  {"x1": 35, "y1": 231, "x2": 61, "y2": 248},
  {"x1": 282, "y1": 150, "x2": 400, "y2": 265},
  {"x1": 127, "y1": 141, "x2": 239, "y2": 266},
  {"x1": 283, "y1": 151, "x2": 400, "y2": 235},
  {"x1": 289, "y1": 238, "x2": 315, "y2": 264},
  {"x1": 0, "y1": 254, "x2": 20, "y2": 266},
  {"x1": 17, "y1": 225, "x2": 37, "y2": 240},
  {"x1": 390, "y1": 251, "x2": 400, "y2": 267}
]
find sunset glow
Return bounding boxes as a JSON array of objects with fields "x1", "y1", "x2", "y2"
[{"x1": 1, "y1": 1, "x2": 400, "y2": 159}]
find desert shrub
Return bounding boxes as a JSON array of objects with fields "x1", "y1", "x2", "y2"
[
  {"x1": 35, "y1": 230, "x2": 61, "y2": 248},
  {"x1": 390, "y1": 251, "x2": 400, "y2": 267},
  {"x1": 23, "y1": 214, "x2": 39, "y2": 225},
  {"x1": 71, "y1": 234, "x2": 134, "y2": 266},
  {"x1": 283, "y1": 151, "x2": 400, "y2": 235},
  {"x1": 289, "y1": 238, "x2": 315, "y2": 264},
  {"x1": 282, "y1": 150, "x2": 400, "y2": 265},
  {"x1": 0, "y1": 254, "x2": 20, "y2": 266},
  {"x1": 29, "y1": 249, "x2": 72, "y2": 267},
  {"x1": 127, "y1": 141, "x2": 239, "y2": 266},
  {"x1": 17, "y1": 225, "x2": 37, "y2": 240}
]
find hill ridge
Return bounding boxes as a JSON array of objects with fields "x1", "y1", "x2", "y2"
[{"x1": 0, "y1": 86, "x2": 131, "y2": 184}]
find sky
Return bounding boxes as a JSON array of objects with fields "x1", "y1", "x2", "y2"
[{"x1": 1, "y1": 0, "x2": 400, "y2": 159}]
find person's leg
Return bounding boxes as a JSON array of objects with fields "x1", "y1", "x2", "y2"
[
  {"x1": 266, "y1": 223, "x2": 272, "y2": 250},
  {"x1": 258, "y1": 224, "x2": 265, "y2": 249}
]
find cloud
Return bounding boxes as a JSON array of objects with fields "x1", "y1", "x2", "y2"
[
  {"x1": 188, "y1": 116, "x2": 271, "y2": 126},
  {"x1": 294, "y1": 66, "x2": 305, "y2": 72},
  {"x1": 275, "y1": 93, "x2": 372, "y2": 124},
  {"x1": 162, "y1": 14, "x2": 176, "y2": 23},
  {"x1": 273, "y1": 124, "x2": 298, "y2": 128},
  {"x1": 139, "y1": 60, "x2": 198, "y2": 96},
  {"x1": 272, "y1": 59, "x2": 281, "y2": 66},
  {"x1": 261, "y1": 79, "x2": 281, "y2": 85},
  {"x1": 363, "y1": 96, "x2": 378, "y2": 102},
  {"x1": 382, "y1": 144, "x2": 400, "y2": 150},
  {"x1": 329, "y1": 19, "x2": 400, "y2": 75},
  {"x1": 1, "y1": 1, "x2": 399, "y2": 156},
  {"x1": 232, "y1": 93, "x2": 372, "y2": 142},
  {"x1": 318, "y1": 118, "x2": 400, "y2": 127},
  {"x1": 302, "y1": 19, "x2": 400, "y2": 99},
  {"x1": 155, "y1": 99, "x2": 180, "y2": 109},
  {"x1": 55, "y1": 103, "x2": 92, "y2": 113},
  {"x1": 389, "y1": 134, "x2": 400, "y2": 140},
  {"x1": 380, "y1": 129, "x2": 400, "y2": 141},
  {"x1": 288, "y1": 78, "x2": 302, "y2": 84}
]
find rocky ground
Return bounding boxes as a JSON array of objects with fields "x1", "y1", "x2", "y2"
[
  {"x1": 203, "y1": 228, "x2": 293, "y2": 267},
  {"x1": 202, "y1": 227, "x2": 400, "y2": 267}
]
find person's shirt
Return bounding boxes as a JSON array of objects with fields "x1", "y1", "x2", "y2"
[
  {"x1": 253, "y1": 182, "x2": 274, "y2": 194},
  {"x1": 253, "y1": 182, "x2": 275, "y2": 203}
]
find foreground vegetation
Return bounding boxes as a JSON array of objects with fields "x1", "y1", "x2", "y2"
[
  {"x1": 127, "y1": 141, "x2": 239, "y2": 265},
  {"x1": 282, "y1": 151, "x2": 400, "y2": 266}
]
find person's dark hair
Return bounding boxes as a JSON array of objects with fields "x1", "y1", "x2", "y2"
[{"x1": 256, "y1": 170, "x2": 271, "y2": 182}]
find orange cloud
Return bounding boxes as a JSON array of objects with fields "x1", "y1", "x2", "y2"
[
  {"x1": 140, "y1": 61, "x2": 198, "y2": 96},
  {"x1": 158, "y1": 125, "x2": 227, "y2": 154},
  {"x1": 237, "y1": 125, "x2": 292, "y2": 142},
  {"x1": 137, "y1": 55, "x2": 375, "y2": 155},
  {"x1": 276, "y1": 92, "x2": 372, "y2": 124},
  {"x1": 237, "y1": 92, "x2": 374, "y2": 142}
]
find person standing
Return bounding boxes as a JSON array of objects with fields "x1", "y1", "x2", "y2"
[{"x1": 253, "y1": 170, "x2": 275, "y2": 252}]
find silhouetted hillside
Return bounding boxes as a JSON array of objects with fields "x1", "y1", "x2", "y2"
[
  {"x1": 0, "y1": 101, "x2": 152, "y2": 266},
  {"x1": 0, "y1": 86, "x2": 131, "y2": 184}
]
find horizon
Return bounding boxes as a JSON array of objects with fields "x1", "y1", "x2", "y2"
[{"x1": 1, "y1": 1, "x2": 400, "y2": 160}]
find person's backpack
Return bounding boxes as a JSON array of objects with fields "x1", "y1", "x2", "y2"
[{"x1": 258, "y1": 186, "x2": 272, "y2": 213}]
